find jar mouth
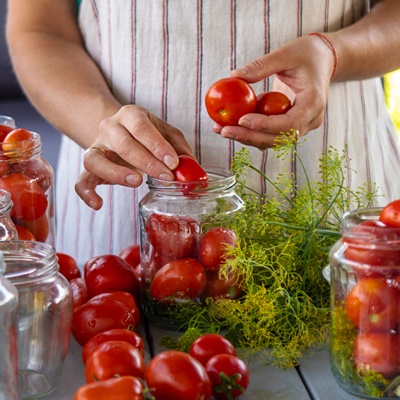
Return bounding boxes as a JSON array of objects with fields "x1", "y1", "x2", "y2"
[
  {"x1": 146, "y1": 166, "x2": 237, "y2": 194},
  {"x1": 0, "y1": 131, "x2": 42, "y2": 160},
  {"x1": 1, "y1": 241, "x2": 57, "y2": 284}
]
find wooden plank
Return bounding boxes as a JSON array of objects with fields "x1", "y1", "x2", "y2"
[
  {"x1": 146, "y1": 324, "x2": 312, "y2": 400},
  {"x1": 297, "y1": 348, "x2": 359, "y2": 400}
]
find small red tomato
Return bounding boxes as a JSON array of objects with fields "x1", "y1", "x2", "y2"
[
  {"x1": 205, "y1": 354, "x2": 250, "y2": 399},
  {"x1": 70, "y1": 277, "x2": 89, "y2": 313},
  {"x1": 190, "y1": 334, "x2": 237, "y2": 366},
  {"x1": 145, "y1": 350, "x2": 212, "y2": 400},
  {"x1": 16, "y1": 213, "x2": 49, "y2": 243},
  {"x1": 0, "y1": 124, "x2": 14, "y2": 142},
  {"x1": 150, "y1": 258, "x2": 207, "y2": 302},
  {"x1": 353, "y1": 332, "x2": 399, "y2": 378},
  {"x1": 345, "y1": 277, "x2": 400, "y2": 332},
  {"x1": 199, "y1": 227, "x2": 237, "y2": 270},
  {"x1": 73, "y1": 376, "x2": 145, "y2": 400},
  {"x1": 205, "y1": 77, "x2": 257, "y2": 126},
  {"x1": 380, "y1": 199, "x2": 400, "y2": 228},
  {"x1": 57, "y1": 252, "x2": 81, "y2": 282},
  {"x1": 203, "y1": 267, "x2": 243, "y2": 301},
  {"x1": 15, "y1": 224, "x2": 36, "y2": 241},
  {"x1": 173, "y1": 155, "x2": 208, "y2": 187},
  {"x1": 119, "y1": 244, "x2": 141, "y2": 270},
  {"x1": 85, "y1": 340, "x2": 145, "y2": 383},
  {"x1": 84, "y1": 254, "x2": 138, "y2": 298},
  {"x1": 256, "y1": 91, "x2": 292, "y2": 116},
  {"x1": 2, "y1": 128, "x2": 34, "y2": 155},
  {"x1": 82, "y1": 328, "x2": 145, "y2": 365}
]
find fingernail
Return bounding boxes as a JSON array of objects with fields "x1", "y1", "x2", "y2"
[
  {"x1": 232, "y1": 68, "x2": 248, "y2": 76},
  {"x1": 163, "y1": 154, "x2": 177, "y2": 169},
  {"x1": 221, "y1": 131, "x2": 234, "y2": 140},
  {"x1": 125, "y1": 174, "x2": 140, "y2": 186},
  {"x1": 239, "y1": 118, "x2": 252, "y2": 128},
  {"x1": 159, "y1": 173, "x2": 173, "y2": 181}
]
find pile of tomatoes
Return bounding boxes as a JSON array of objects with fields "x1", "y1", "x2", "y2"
[
  {"x1": 56, "y1": 249, "x2": 250, "y2": 399},
  {"x1": 0, "y1": 124, "x2": 53, "y2": 242},
  {"x1": 337, "y1": 199, "x2": 400, "y2": 379}
]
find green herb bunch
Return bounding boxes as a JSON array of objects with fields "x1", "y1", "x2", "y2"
[{"x1": 163, "y1": 133, "x2": 376, "y2": 369}]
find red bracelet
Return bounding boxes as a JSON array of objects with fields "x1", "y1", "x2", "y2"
[{"x1": 308, "y1": 32, "x2": 338, "y2": 80}]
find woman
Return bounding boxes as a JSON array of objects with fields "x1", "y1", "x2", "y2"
[{"x1": 6, "y1": 0, "x2": 400, "y2": 265}]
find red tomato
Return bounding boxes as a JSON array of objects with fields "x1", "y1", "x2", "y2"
[
  {"x1": 15, "y1": 213, "x2": 49, "y2": 242},
  {"x1": 82, "y1": 328, "x2": 145, "y2": 365},
  {"x1": 150, "y1": 258, "x2": 207, "y2": 302},
  {"x1": 119, "y1": 244, "x2": 141, "y2": 270},
  {"x1": 15, "y1": 224, "x2": 36, "y2": 241},
  {"x1": 2, "y1": 128, "x2": 34, "y2": 155},
  {"x1": 0, "y1": 158, "x2": 8, "y2": 176},
  {"x1": 345, "y1": 277, "x2": 400, "y2": 331},
  {"x1": 92, "y1": 292, "x2": 140, "y2": 327},
  {"x1": 173, "y1": 155, "x2": 209, "y2": 193},
  {"x1": 190, "y1": 334, "x2": 237, "y2": 366},
  {"x1": 10, "y1": 158, "x2": 53, "y2": 192},
  {"x1": 199, "y1": 227, "x2": 237, "y2": 270},
  {"x1": 85, "y1": 340, "x2": 145, "y2": 383},
  {"x1": 353, "y1": 332, "x2": 399, "y2": 378},
  {"x1": 380, "y1": 199, "x2": 400, "y2": 228},
  {"x1": 203, "y1": 267, "x2": 243, "y2": 300},
  {"x1": 70, "y1": 277, "x2": 89, "y2": 313},
  {"x1": 205, "y1": 77, "x2": 257, "y2": 126},
  {"x1": 145, "y1": 350, "x2": 212, "y2": 400},
  {"x1": 0, "y1": 124, "x2": 14, "y2": 142},
  {"x1": 57, "y1": 252, "x2": 81, "y2": 282},
  {"x1": 0, "y1": 173, "x2": 47, "y2": 220},
  {"x1": 72, "y1": 296, "x2": 137, "y2": 346},
  {"x1": 205, "y1": 354, "x2": 250, "y2": 399},
  {"x1": 146, "y1": 213, "x2": 199, "y2": 266},
  {"x1": 74, "y1": 376, "x2": 145, "y2": 400},
  {"x1": 84, "y1": 254, "x2": 138, "y2": 298},
  {"x1": 256, "y1": 91, "x2": 292, "y2": 116}
]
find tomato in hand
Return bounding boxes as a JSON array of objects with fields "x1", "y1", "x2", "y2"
[
  {"x1": 57, "y1": 252, "x2": 81, "y2": 282},
  {"x1": 345, "y1": 277, "x2": 400, "y2": 331},
  {"x1": 205, "y1": 353, "x2": 250, "y2": 399},
  {"x1": 380, "y1": 199, "x2": 400, "y2": 228},
  {"x1": 205, "y1": 77, "x2": 257, "y2": 126},
  {"x1": 72, "y1": 296, "x2": 137, "y2": 346},
  {"x1": 145, "y1": 350, "x2": 212, "y2": 400},
  {"x1": 2, "y1": 128, "x2": 34, "y2": 155},
  {"x1": 256, "y1": 91, "x2": 292, "y2": 116},
  {"x1": 203, "y1": 267, "x2": 243, "y2": 300},
  {"x1": 353, "y1": 332, "x2": 399, "y2": 378},
  {"x1": 0, "y1": 172, "x2": 47, "y2": 220},
  {"x1": 199, "y1": 227, "x2": 237, "y2": 270},
  {"x1": 173, "y1": 155, "x2": 209, "y2": 193},
  {"x1": 190, "y1": 333, "x2": 237, "y2": 366},
  {"x1": 82, "y1": 328, "x2": 145, "y2": 365},
  {"x1": 150, "y1": 258, "x2": 207, "y2": 302},
  {"x1": 70, "y1": 277, "x2": 89, "y2": 313},
  {"x1": 74, "y1": 376, "x2": 145, "y2": 400},
  {"x1": 85, "y1": 340, "x2": 145, "y2": 383},
  {"x1": 84, "y1": 254, "x2": 138, "y2": 298}
]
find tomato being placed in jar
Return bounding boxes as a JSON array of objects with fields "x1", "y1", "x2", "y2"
[
  {"x1": 380, "y1": 199, "x2": 400, "y2": 228},
  {"x1": 82, "y1": 328, "x2": 145, "y2": 365},
  {"x1": 256, "y1": 91, "x2": 292, "y2": 116},
  {"x1": 205, "y1": 77, "x2": 257, "y2": 126},
  {"x1": 345, "y1": 277, "x2": 400, "y2": 332},
  {"x1": 0, "y1": 172, "x2": 48, "y2": 221},
  {"x1": 150, "y1": 258, "x2": 207, "y2": 302},
  {"x1": 74, "y1": 376, "x2": 145, "y2": 400},
  {"x1": 173, "y1": 155, "x2": 209, "y2": 193},
  {"x1": 205, "y1": 354, "x2": 250, "y2": 399},
  {"x1": 57, "y1": 252, "x2": 81, "y2": 282},
  {"x1": 199, "y1": 227, "x2": 238, "y2": 270},
  {"x1": 145, "y1": 350, "x2": 212, "y2": 400},
  {"x1": 353, "y1": 331, "x2": 399, "y2": 378},
  {"x1": 190, "y1": 333, "x2": 237, "y2": 367}
]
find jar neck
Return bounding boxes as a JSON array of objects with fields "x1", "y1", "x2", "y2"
[{"x1": 0, "y1": 131, "x2": 42, "y2": 162}]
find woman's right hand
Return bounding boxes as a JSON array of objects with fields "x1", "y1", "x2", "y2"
[{"x1": 75, "y1": 104, "x2": 194, "y2": 210}]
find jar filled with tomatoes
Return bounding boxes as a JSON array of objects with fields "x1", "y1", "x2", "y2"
[
  {"x1": 139, "y1": 161, "x2": 245, "y2": 330},
  {"x1": 0, "y1": 126, "x2": 55, "y2": 245},
  {"x1": 329, "y1": 204, "x2": 400, "y2": 399},
  {"x1": 1, "y1": 241, "x2": 73, "y2": 399}
]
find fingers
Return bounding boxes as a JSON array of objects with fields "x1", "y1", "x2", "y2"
[{"x1": 75, "y1": 169, "x2": 105, "y2": 210}]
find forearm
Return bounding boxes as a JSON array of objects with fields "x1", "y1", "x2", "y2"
[{"x1": 328, "y1": 0, "x2": 400, "y2": 81}]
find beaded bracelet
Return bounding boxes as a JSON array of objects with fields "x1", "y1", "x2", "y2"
[{"x1": 308, "y1": 32, "x2": 338, "y2": 80}]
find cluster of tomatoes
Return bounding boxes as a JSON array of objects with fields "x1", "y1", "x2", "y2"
[
  {"x1": 0, "y1": 124, "x2": 53, "y2": 242},
  {"x1": 205, "y1": 77, "x2": 292, "y2": 126},
  {"x1": 340, "y1": 199, "x2": 400, "y2": 378},
  {"x1": 56, "y1": 249, "x2": 250, "y2": 399}
]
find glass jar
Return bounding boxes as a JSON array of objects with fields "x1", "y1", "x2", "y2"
[
  {"x1": 329, "y1": 207, "x2": 400, "y2": 399},
  {"x1": 0, "y1": 130, "x2": 55, "y2": 246},
  {"x1": 0, "y1": 189, "x2": 17, "y2": 241},
  {"x1": 0, "y1": 252, "x2": 19, "y2": 400},
  {"x1": 2, "y1": 241, "x2": 73, "y2": 399},
  {"x1": 0, "y1": 115, "x2": 16, "y2": 129},
  {"x1": 139, "y1": 167, "x2": 245, "y2": 330}
]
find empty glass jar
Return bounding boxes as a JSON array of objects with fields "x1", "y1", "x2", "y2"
[{"x1": 2, "y1": 241, "x2": 73, "y2": 399}]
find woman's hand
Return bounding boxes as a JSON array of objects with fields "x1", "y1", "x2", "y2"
[
  {"x1": 75, "y1": 105, "x2": 193, "y2": 210},
  {"x1": 213, "y1": 34, "x2": 336, "y2": 150}
]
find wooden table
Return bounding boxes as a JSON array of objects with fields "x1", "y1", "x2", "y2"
[{"x1": 45, "y1": 323, "x2": 360, "y2": 400}]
